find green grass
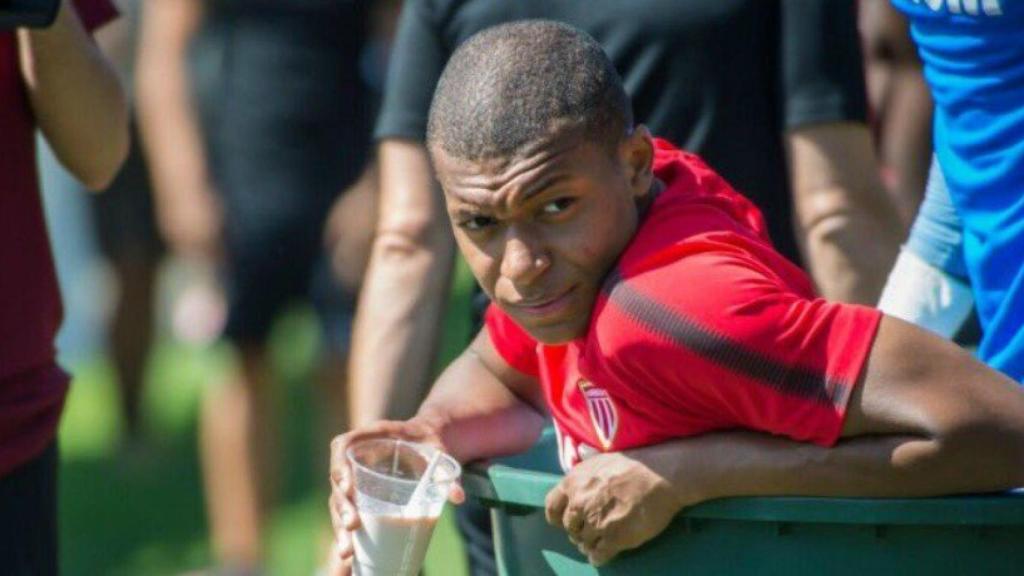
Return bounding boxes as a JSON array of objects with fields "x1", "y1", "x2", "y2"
[{"x1": 58, "y1": 259, "x2": 477, "y2": 575}]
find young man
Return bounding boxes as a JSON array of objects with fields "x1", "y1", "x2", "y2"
[
  {"x1": 0, "y1": 0, "x2": 128, "y2": 573},
  {"x1": 329, "y1": 21, "x2": 1024, "y2": 572},
  {"x1": 357, "y1": 5, "x2": 902, "y2": 573},
  {"x1": 351, "y1": 0, "x2": 900, "y2": 430}
]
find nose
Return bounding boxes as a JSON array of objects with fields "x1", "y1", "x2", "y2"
[{"x1": 500, "y1": 228, "x2": 550, "y2": 286}]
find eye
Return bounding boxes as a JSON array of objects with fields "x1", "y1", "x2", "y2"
[
  {"x1": 541, "y1": 197, "x2": 576, "y2": 215},
  {"x1": 461, "y1": 214, "x2": 497, "y2": 231}
]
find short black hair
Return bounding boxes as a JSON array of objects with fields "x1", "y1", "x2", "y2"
[{"x1": 426, "y1": 20, "x2": 632, "y2": 161}]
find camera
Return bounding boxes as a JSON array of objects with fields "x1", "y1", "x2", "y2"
[{"x1": 0, "y1": 0, "x2": 60, "y2": 30}]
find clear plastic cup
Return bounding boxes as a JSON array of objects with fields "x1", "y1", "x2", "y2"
[{"x1": 347, "y1": 438, "x2": 461, "y2": 576}]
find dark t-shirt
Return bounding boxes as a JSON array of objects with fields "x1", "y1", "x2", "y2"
[
  {"x1": 0, "y1": 0, "x2": 117, "y2": 477},
  {"x1": 375, "y1": 0, "x2": 868, "y2": 263}
]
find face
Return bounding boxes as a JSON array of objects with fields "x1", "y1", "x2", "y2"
[{"x1": 434, "y1": 126, "x2": 656, "y2": 344}]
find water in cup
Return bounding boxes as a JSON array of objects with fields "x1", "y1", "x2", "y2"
[{"x1": 347, "y1": 438, "x2": 460, "y2": 576}]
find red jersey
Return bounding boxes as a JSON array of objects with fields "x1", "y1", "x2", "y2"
[
  {"x1": 0, "y1": 0, "x2": 118, "y2": 476},
  {"x1": 485, "y1": 140, "x2": 881, "y2": 470}
]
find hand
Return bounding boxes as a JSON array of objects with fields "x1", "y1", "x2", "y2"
[
  {"x1": 545, "y1": 449, "x2": 683, "y2": 566},
  {"x1": 155, "y1": 183, "x2": 222, "y2": 260},
  {"x1": 328, "y1": 418, "x2": 465, "y2": 567}
]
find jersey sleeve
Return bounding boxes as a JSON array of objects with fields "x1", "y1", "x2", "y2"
[
  {"x1": 373, "y1": 0, "x2": 447, "y2": 141},
  {"x1": 72, "y1": 0, "x2": 118, "y2": 33},
  {"x1": 602, "y1": 236, "x2": 881, "y2": 447},
  {"x1": 484, "y1": 304, "x2": 541, "y2": 378},
  {"x1": 779, "y1": 0, "x2": 868, "y2": 129}
]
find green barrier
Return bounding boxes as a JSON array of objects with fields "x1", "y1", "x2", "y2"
[{"x1": 463, "y1": 429, "x2": 1024, "y2": 575}]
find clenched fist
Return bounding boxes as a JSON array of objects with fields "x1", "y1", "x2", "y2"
[{"x1": 545, "y1": 449, "x2": 686, "y2": 566}]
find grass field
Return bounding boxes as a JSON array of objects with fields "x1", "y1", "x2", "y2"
[{"x1": 57, "y1": 262, "x2": 476, "y2": 575}]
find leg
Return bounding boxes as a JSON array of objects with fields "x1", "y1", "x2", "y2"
[
  {"x1": 200, "y1": 343, "x2": 279, "y2": 572},
  {"x1": 200, "y1": 204, "x2": 320, "y2": 570},
  {"x1": 88, "y1": 121, "x2": 164, "y2": 443},
  {"x1": 110, "y1": 253, "x2": 159, "y2": 442}
]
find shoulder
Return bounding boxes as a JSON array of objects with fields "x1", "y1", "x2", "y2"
[{"x1": 588, "y1": 234, "x2": 790, "y2": 369}]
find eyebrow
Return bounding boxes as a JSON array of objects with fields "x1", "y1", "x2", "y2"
[
  {"x1": 450, "y1": 170, "x2": 575, "y2": 214},
  {"x1": 516, "y1": 172, "x2": 574, "y2": 204}
]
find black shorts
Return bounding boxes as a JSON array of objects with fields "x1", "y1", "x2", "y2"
[
  {"x1": 0, "y1": 443, "x2": 58, "y2": 576},
  {"x1": 221, "y1": 222, "x2": 356, "y2": 350},
  {"x1": 191, "y1": 7, "x2": 371, "y2": 347}
]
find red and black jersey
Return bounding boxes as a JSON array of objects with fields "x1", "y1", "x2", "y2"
[{"x1": 486, "y1": 140, "x2": 881, "y2": 470}]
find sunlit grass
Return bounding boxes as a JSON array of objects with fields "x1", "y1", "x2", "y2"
[{"x1": 58, "y1": 259, "x2": 476, "y2": 575}]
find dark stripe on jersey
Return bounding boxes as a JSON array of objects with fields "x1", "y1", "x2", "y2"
[{"x1": 601, "y1": 269, "x2": 849, "y2": 408}]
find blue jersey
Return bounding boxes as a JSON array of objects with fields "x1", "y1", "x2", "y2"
[{"x1": 892, "y1": 0, "x2": 1024, "y2": 380}]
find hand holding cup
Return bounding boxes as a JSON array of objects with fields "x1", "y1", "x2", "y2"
[{"x1": 329, "y1": 419, "x2": 464, "y2": 574}]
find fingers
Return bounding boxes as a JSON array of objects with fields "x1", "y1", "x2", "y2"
[
  {"x1": 323, "y1": 545, "x2": 353, "y2": 576},
  {"x1": 574, "y1": 518, "x2": 602, "y2": 549},
  {"x1": 329, "y1": 421, "x2": 405, "y2": 490},
  {"x1": 586, "y1": 537, "x2": 619, "y2": 567},
  {"x1": 545, "y1": 482, "x2": 569, "y2": 526},
  {"x1": 329, "y1": 434, "x2": 351, "y2": 488},
  {"x1": 449, "y1": 481, "x2": 466, "y2": 505},
  {"x1": 329, "y1": 493, "x2": 344, "y2": 537},
  {"x1": 562, "y1": 501, "x2": 585, "y2": 538},
  {"x1": 331, "y1": 485, "x2": 360, "y2": 534},
  {"x1": 329, "y1": 510, "x2": 354, "y2": 563},
  {"x1": 329, "y1": 434, "x2": 359, "y2": 536}
]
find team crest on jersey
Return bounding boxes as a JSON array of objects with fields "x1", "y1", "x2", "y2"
[{"x1": 578, "y1": 379, "x2": 618, "y2": 449}]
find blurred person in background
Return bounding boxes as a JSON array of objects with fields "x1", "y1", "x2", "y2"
[
  {"x1": 858, "y1": 0, "x2": 933, "y2": 227},
  {"x1": 349, "y1": 1, "x2": 902, "y2": 574},
  {"x1": 0, "y1": 0, "x2": 128, "y2": 572},
  {"x1": 322, "y1": 0, "x2": 401, "y2": 303},
  {"x1": 90, "y1": 0, "x2": 165, "y2": 449},
  {"x1": 878, "y1": 1, "x2": 1024, "y2": 381},
  {"x1": 136, "y1": 0, "x2": 374, "y2": 572}
]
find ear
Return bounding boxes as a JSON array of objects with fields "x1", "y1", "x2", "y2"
[{"x1": 619, "y1": 125, "x2": 655, "y2": 201}]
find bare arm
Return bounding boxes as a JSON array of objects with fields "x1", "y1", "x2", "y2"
[
  {"x1": 415, "y1": 328, "x2": 548, "y2": 463},
  {"x1": 348, "y1": 139, "x2": 457, "y2": 425},
  {"x1": 18, "y1": 0, "x2": 129, "y2": 191},
  {"x1": 787, "y1": 123, "x2": 903, "y2": 304},
  {"x1": 135, "y1": 0, "x2": 220, "y2": 258},
  {"x1": 859, "y1": 0, "x2": 933, "y2": 224},
  {"x1": 689, "y1": 316, "x2": 1024, "y2": 498},
  {"x1": 550, "y1": 316, "x2": 1024, "y2": 564}
]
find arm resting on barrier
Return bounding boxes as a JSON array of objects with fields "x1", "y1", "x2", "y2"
[
  {"x1": 699, "y1": 316, "x2": 1024, "y2": 499},
  {"x1": 549, "y1": 315, "x2": 1024, "y2": 565}
]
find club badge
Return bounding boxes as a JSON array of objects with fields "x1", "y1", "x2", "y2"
[{"x1": 578, "y1": 379, "x2": 618, "y2": 449}]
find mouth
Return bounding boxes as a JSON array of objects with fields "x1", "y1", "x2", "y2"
[{"x1": 506, "y1": 285, "x2": 577, "y2": 319}]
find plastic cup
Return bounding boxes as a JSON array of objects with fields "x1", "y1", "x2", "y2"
[{"x1": 347, "y1": 438, "x2": 461, "y2": 576}]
